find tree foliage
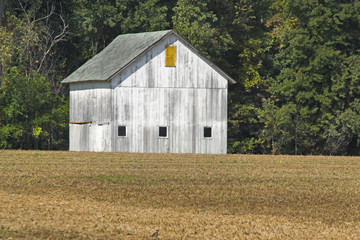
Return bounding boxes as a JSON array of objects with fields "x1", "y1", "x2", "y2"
[
  {"x1": 0, "y1": 0, "x2": 68, "y2": 149},
  {"x1": 1, "y1": 0, "x2": 360, "y2": 155},
  {"x1": 265, "y1": 0, "x2": 360, "y2": 155},
  {"x1": 0, "y1": 67, "x2": 68, "y2": 149}
]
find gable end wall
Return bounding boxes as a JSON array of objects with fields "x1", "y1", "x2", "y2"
[{"x1": 111, "y1": 34, "x2": 228, "y2": 154}]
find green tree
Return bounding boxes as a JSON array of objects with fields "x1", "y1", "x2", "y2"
[
  {"x1": 259, "y1": 98, "x2": 296, "y2": 154},
  {"x1": 0, "y1": 67, "x2": 66, "y2": 149},
  {"x1": 172, "y1": 0, "x2": 234, "y2": 59},
  {"x1": 0, "y1": 0, "x2": 69, "y2": 149},
  {"x1": 69, "y1": 0, "x2": 169, "y2": 61},
  {"x1": 266, "y1": 0, "x2": 360, "y2": 155}
]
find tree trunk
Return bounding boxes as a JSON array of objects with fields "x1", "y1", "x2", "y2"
[
  {"x1": 0, "y1": 0, "x2": 8, "y2": 26},
  {"x1": 48, "y1": 132, "x2": 52, "y2": 150},
  {"x1": 295, "y1": 104, "x2": 299, "y2": 155},
  {"x1": 0, "y1": 0, "x2": 7, "y2": 78}
]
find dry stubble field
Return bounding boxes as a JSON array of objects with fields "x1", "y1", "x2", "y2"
[{"x1": 0, "y1": 150, "x2": 360, "y2": 239}]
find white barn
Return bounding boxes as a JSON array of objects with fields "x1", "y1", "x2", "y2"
[{"x1": 61, "y1": 30, "x2": 236, "y2": 154}]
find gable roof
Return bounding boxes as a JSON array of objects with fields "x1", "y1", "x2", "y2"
[{"x1": 61, "y1": 30, "x2": 236, "y2": 84}]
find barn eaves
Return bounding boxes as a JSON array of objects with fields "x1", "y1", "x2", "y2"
[{"x1": 61, "y1": 30, "x2": 236, "y2": 84}]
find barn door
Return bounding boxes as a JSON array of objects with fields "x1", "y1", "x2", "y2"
[
  {"x1": 69, "y1": 123, "x2": 90, "y2": 151},
  {"x1": 89, "y1": 123, "x2": 110, "y2": 152}
]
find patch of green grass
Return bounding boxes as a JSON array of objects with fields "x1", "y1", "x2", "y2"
[{"x1": 0, "y1": 226, "x2": 26, "y2": 239}]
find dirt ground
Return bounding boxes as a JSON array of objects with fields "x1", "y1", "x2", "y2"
[{"x1": 1, "y1": 150, "x2": 360, "y2": 239}]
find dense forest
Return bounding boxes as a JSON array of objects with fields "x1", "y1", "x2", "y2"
[{"x1": 0, "y1": 0, "x2": 360, "y2": 155}]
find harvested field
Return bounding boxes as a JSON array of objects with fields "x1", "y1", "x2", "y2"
[{"x1": 1, "y1": 150, "x2": 360, "y2": 239}]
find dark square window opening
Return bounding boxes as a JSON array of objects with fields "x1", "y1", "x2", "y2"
[
  {"x1": 204, "y1": 127, "x2": 212, "y2": 138},
  {"x1": 118, "y1": 126, "x2": 126, "y2": 137},
  {"x1": 159, "y1": 126, "x2": 168, "y2": 137}
]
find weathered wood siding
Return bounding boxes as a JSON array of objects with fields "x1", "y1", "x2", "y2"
[
  {"x1": 112, "y1": 88, "x2": 227, "y2": 154},
  {"x1": 68, "y1": 33, "x2": 229, "y2": 154},
  {"x1": 112, "y1": 34, "x2": 228, "y2": 154},
  {"x1": 69, "y1": 82, "x2": 112, "y2": 152},
  {"x1": 112, "y1": 35, "x2": 228, "y2": 89}
]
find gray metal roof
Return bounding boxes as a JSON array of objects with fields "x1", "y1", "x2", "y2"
[
  {"x1": 61, "y1": 30, "x2": 172, "y2": 83},
  {"x1": 61, "y1": 30, "x2": 236, "y2": 84}
]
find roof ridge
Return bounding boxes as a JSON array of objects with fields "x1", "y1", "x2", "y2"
[
  {"x1": 61, "y1": 29, "x2": 235, "y2": 84},
  {"x1": 61, "y1": 30, "x2": 172, "y2": 84}
]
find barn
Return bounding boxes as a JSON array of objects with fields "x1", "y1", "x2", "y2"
[{"x1": 61, "y1": 30, "x2": 236, "y2": 154}]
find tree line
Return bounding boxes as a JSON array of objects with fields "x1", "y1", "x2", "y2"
[{"x1": 0, "y1": 0, "x2": 359, "y2": 155}]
